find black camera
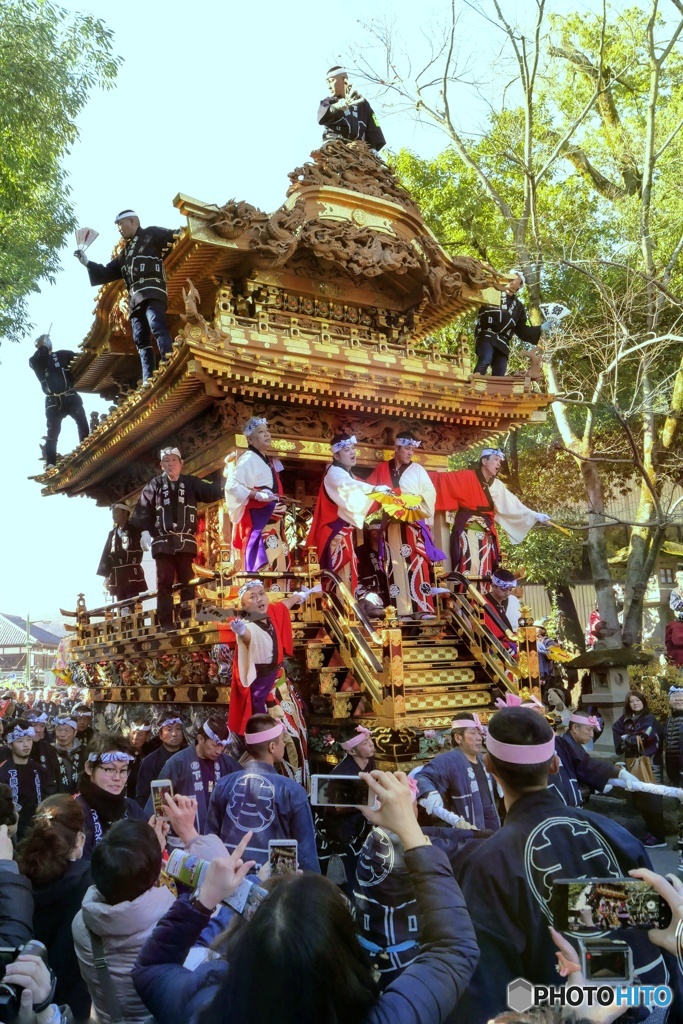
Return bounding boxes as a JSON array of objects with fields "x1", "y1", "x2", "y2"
[{"x1": 0, "y1": 940, "x2": 53, "y2": 1023}]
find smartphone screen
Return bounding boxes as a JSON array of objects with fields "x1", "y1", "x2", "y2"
[
  {"x1": 151, "y1": 779, "x2": 174, "y2": 818},
  {"x1": 552, "y1": 878, "x2": 672, "y2": 931},
  {"x1": 310, "y1": 775, "x2": 370, "y2": 807},
  {"x1": 269, "y1": 842, "x2": 298, "y2": 876}
]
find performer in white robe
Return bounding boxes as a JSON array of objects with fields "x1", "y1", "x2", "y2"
[
  {"x1": 367, "y1": 431, "x2": 446, "y2": 618},
  {"x1": 224, "y1": 417, "x2": 290, "y2": 586}
]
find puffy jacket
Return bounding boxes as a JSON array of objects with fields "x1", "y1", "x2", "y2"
[
  {"x1": 72, "y1": 883, "x2": 175, "y2": 1024},
  {"x1": 133, "y1": 844, "x2": 479, "y2": 1024},
  {"x1": 0, "y1": 859, "x2": 33, "y2": 948}
]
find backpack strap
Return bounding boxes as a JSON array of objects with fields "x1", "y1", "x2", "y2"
[{"x1": 87, "y1": 928, "x2": 126, "y2": 1024}]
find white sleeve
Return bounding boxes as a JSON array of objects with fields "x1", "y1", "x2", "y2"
[
  {"x1": 325, "y1": 466, "x2": 375, "y2": 529},
  {"x1": 489, "y1": 477, "x2": 539, "y2": 544},
  {"x1": 224, "y1": 451, "x2": 273, "y2": 525}
]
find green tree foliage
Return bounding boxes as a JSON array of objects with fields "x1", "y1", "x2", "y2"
[{"x1": 0, "y1": 1, "x2": 120, "y2": 343}]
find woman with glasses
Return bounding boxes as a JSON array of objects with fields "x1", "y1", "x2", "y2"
[{"x1": 75, "y1": 734, "x2": 148, "y2": 859}]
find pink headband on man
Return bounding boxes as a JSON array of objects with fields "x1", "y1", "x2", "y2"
[
  {"x1": 341, "y1": 725, "x2": 372, "y2": 751},
  {"x1": 486, "y1": 733, "x2": 555, "y2": 764},
  {"x1": 569, "y1": 714, "x2": 599, "y2": 728},
  {"x1": 244, "y1": 722, "x2": 284, "y2": 744},
  {"x1": 452, "y1": 714, "x2": 485, "y2": 732}
]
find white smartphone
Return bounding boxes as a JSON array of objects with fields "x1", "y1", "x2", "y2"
[
  {"x1": 309, "y1": 774, "x2": 370, "y2": 807},
  {"x1": 268, "y1": 839, "x2": 298, "y2": 876},
  {"x1": 150, "y1": 778, "x2": 174, "y2": 817}
]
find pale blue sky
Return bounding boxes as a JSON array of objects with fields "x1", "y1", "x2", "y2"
[{"x1": 0, "y1": 0, "x2": 612, "y2": 620}]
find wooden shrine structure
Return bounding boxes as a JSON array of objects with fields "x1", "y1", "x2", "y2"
[{"x1": 35, "y1": 140, "x2": 554, "y2": 769}]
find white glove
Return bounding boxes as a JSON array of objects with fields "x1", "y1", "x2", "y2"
[
  {"x1": 141, "y1": 531, "x2": 152, "y2": 552},
  {"x1": 229, "y1": 617, "x2": 248, "y2": 637},
  {"x1": 430, "y1": 587, "x2": 451, "y2": 596},
  {"x1": 372, "y1": 485, "x2": 392, "y2": 494},
  {"x1": 540, "y1": 320, "x2": 552, "y2": 332},
  {"x1": 74, "y1": 248, "x2": 89, "y2": 266},
  {"x1": 617, "y1": 767, "x2": 646, "y2": 792},
  {"x1": 254, "y1": 489, "x2": 274, "y2": 502},
  {"x1": 535, "y1": 512, "x2": 551, "y2": 524},
  {"x1": 420, "y1": 790, "x2": 444, "y2": 817}
]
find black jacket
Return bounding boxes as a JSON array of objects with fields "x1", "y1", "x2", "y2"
[
  {"x1": 31, "y1": 738, "x2": 59, "y2": 796},
  {"x1": 32, "y1": 858, "x2": 93, "y2": 1021},
  {"x1": 29, "y1": 348, "x2": 79, "y2": 396},
  {"x1": 318, "y1": 91, "x2": 386, "y2": 150},
  {"x1": 86, "y1": 226, "x2": 176, "y2": 311},
  {"x1": 0, "y1": 860, "x2": 33, "y2": 963},
  {"x1": 474, "y1": 292, "x2": 542, "y2": 357},
  {"x1": 136, "y1": 741, "x2": 187, "y2": 807},
  {"x1": 130, "y1": 472, "x2": 223, "y2": 557},
  {"x1": 97, "y1": 524, "x2": 146, "y2": 593}
]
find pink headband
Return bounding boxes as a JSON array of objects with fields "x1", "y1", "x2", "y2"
[
  {"x1": 494, "y1": 693, "x2": 544, "y2": 711},
  {"x1": 341, "y1": 725, "x2": 372, "y2": 751},
  {"x1": 244, "y1": 722, "x2": 284, "y2": 744},
  {"x1": 569, "y1": 714, "x2": 599, "y2": 728},
  {"x1": 452, "y1": 714, "x2": 485, "y2": 732},
  {"x1": 486, "y1": 733, "x2": 555, "y2": 764}
]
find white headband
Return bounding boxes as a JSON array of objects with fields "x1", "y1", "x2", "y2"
[
  {"x1": 54, "y1": 717, "x2": 77, "y2": 730},
  {"x1": 6, "y1": 726, "x2": 35, "y2": 743},
  {"x1": 481, "y1": 448, "x2": 505, "y2": 459},
  {"x1": 28, "y1": 713, "x2": 48, "y2": 723},
  {"x1": 74, "y1": 710, "x2": 92, "y2": 718},
  {"x1": 396, "y1": 437, "x2": 421, "y2": 448},
  {"x1": 111, "y1": 502, "x2": 130, "y2": 513},
  {"x1": 160, "y1": 447, "x2": 182, "y2": 460},
  {"x1": 88, "y1": 751, "x2": 135, "y2": 764},
  {"x1": 202, "y1": 722, "x2": 229, "y2": 746},
  {"x1": 239, "y1": 580, "x2": 263, "y2": 600},
  {"x1": 131, "y1": 723, "x2": 151, "y2": 731},
  {"x1": 491, "y1": 573, "x2": 516, "y2": 590},
  {"x1": 244, "y1": 417, "x2": 267, "y2": 437},
  {"x1": 331, "y1": 435, "x2": 357, "y2": 455},
  {"x1": 327, "y1": 67, "x2": 350, "y2": 78},
  {"x1": 115, "y1": 209, "x2": 138, "y2": 223},
  {"x1": 509, "y1": 269, "x2": 526, "y2": 286},
  {"x1": 159, "y1": 717, "x2": 183, "y2": 728}
]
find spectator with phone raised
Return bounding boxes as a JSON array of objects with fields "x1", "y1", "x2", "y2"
[
  {"x1": 452, "y1": 707, "x2": 671, "y2": 1024},
  {"x1": 134, "y1": 772, "x2": 479, "y2": 1024}
]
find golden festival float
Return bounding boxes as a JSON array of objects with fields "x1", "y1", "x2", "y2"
[{"x1": 34, "y1": 141, "x2": 555, "y2": 771}]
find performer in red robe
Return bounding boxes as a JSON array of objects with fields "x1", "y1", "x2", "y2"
[
  {"x1": 225, "y1": 581, "x2": 316, "y2": 786},
  {"x1": 224, "y1": 417, "x2": 290, "y2": 587},
  {"x1": 367, "y1": 431, "x2": 445, "y2": 618},
  {"x1": 306, "y1": 433, "x2": 388, "y2": 594},
  {"x1": 433, "y1": 447, "x2": 549, "y2": 581}
]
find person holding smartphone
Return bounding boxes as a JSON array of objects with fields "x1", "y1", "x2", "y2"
[{"x1": 134, "y1": 773, "x2": 479, "y2": 1024}]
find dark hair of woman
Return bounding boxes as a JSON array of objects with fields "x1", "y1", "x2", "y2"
[
  {"x1": 85, "y1": 732, "x2": 134, "y2": 764},
  {"x1": 623, "y1": 689, "x2": 649, "y2": 716},
  {"x1": 16, "y1": 795, "x2": 85, "y2": 887},
  {"x1": 0, "y1": 783, "x2": 16, "y2": 829},
  {"x1": 200, "y1": 873, "x2": 378, "y2": 1024},
  {"x1": 91, "y1": 819, "x2": 161, "y2": 905}
]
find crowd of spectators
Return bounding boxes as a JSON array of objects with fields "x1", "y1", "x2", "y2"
[{"x1": 0, "y1": 685, "x2": 682, "y2": 1024}]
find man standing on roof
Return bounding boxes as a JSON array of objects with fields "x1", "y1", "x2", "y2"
[
  {"x1": 473, "y1": 270, "x2": 550, "y2": 377},
  {"x1": 29, "y1": 334, "x2": 89, "y2": 470},
  {"x1": 366, "y1": 431, "x2": 445, "y2": 620},
  {"x1": 433, "y1": 447, "x2": 550, "y2": 581},
  {"x1": 130, "y1": 447, "x2": 223, "y2": 630},
  {"x1": 74, "y1": 210, "x2": 178, "y2": 382},
  {"x1": 223, "y1": 417, "x2": 290, "y2": 585},
  {"x1": 318, "y1": 66, "x2": 386, "y2": 153}
]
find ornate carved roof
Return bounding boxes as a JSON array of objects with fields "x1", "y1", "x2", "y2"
[{"x1": 35, "y1": 141, "x2": 552, "y2": 501}]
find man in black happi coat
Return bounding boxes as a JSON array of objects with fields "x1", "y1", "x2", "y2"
[
  {"x1": 75, "y1": 209, "x2": 178, "y2": 381},
  {"x1": 130, "y1": 447, "x2": 223, "y2": 630}
]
